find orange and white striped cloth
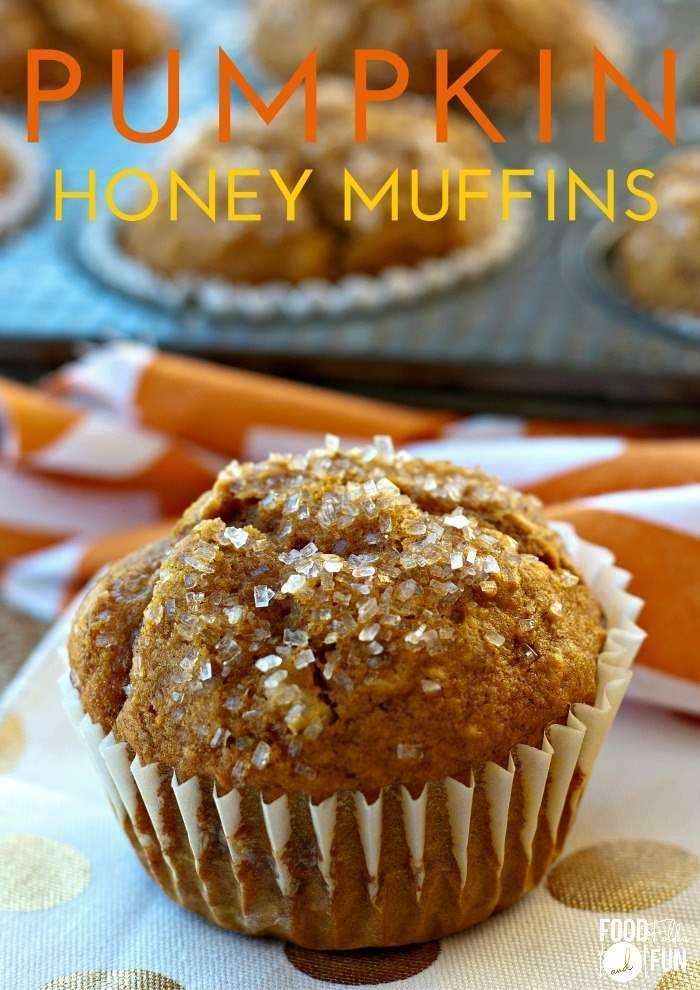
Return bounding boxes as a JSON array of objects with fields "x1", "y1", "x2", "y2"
[{"x1": 1, "y1": 342, "x2": 698, "y2": 714}]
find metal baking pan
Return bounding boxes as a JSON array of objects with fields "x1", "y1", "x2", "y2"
[{"x1": 0, "y1": 0, "x2": 699, "y2": 418}]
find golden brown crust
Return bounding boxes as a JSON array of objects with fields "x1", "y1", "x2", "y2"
[
  {"x1": 0, "y1": 0, "x2": 45, "y2": 101},
  {"x1": 69, "y1": 439, "x2": 604, "y2": 802},
  {"x1": 120, "y1": 78, "x2": 501, "y2": 285},
  {"x1": 252, "y1": 0, "x2": 619, "y2": 107},
  {"x1": 68, "y1": 539, "x2": 169, "y2": 729},
  {"x1": 615, "y1": 149, "x2": 700, "y2": 317},
  {"x1": 0, "y1": 0, "x2": 172, "y2": 101}
]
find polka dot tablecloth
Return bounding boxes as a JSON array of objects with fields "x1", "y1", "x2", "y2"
[
  {"x1": 0, "y1": 618, "x2": 699, "y2": 990},
  {"x1": 0, "y1": 602, "x2": 47, "y2": 693}
]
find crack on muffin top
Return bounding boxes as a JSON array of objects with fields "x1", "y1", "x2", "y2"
[{"x1": 68, "y1": 437, "x2": 604, "y2": 801}]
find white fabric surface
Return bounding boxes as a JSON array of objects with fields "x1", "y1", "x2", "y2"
[{"x1": 0, "y1": 619, "x2": 698, "y2": 990}]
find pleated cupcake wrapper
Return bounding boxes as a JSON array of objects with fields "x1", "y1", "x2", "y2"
[
  {"x1": 0, "y1": 116, "x2": 43, "y2": 239},
  {"x1": 60, "y1": 522, "x2": 644, "y2": 946},
  {"x1": 78, "y1": 205, "x2": 528, "y2": 324}
]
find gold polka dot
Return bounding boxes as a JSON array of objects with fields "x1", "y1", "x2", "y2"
[
  {"x1": 0, "y1": 834, "x2": 90, "y2": 911},
  {"x1": 43, "y1": 973, "x2": 184, "y2": 990},
  {"x1": 0, "y1": 713, "x2": 24, "y2": 773},
  {"x1": 284, "y1": 941, "x2": 440, "y2": 985},
  {"x1": 656, "y1": 960, "x2": 700, "y2": 989},
  {"x1": 548, "y1": 840, "x2": 699, "y2": 912}
]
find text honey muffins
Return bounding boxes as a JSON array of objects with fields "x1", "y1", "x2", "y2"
[
  {"x1": 65, "y1": 438, "x2": 643, "y2": 949},
  {"x1": 252, "y1": 0, "x2": 623, "y2": 109},
  {"x1": 0, "y1": 0, "x2": 172, "y2": 101},
  {"x1": 120, "y1": 78, "x2": 504, "y2": 289},
  {"x1": 615, "y1": 149, "x2": 700, "y2": 318}
]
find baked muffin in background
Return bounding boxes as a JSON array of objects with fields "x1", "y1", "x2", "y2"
[
  {"x1": 121, "y1": 78, "x2": 503, "y2": 287},
  {"x1": 0, "y1": 0, "x2": 37, "y2": 102},
  {"x1": 0, "y1": 115, "x2": 43, "y2": 236},
  {"x1": 63, "y1": 438, "x2": 638, "y2": 949},
  {"x1": 0, "y1": 147, "x2": 15, "y2": 196},
  {"x1": 0, "y1": 0, "x2": 172, "y2": 101},
  {"x1": 615, "y1": 150, "x2": 700, "y2": 318},
  {"x1": 252, "y1": 0, "x2": 623, "y2": 109}
]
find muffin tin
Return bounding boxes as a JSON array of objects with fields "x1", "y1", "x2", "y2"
[
  {"x1": 0, "y1": 0, "x2": 699, "y2": 415},
  {"x1": 79, "y1": 192, "x2": 530, "y2": 322},
  {"x1": 580, "y1": 216, "x2": 700, "y2": 345}
]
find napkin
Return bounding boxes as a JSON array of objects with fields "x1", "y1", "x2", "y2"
[{"x1": 1, "y1": 342, "x2": 697, "y2": 712}]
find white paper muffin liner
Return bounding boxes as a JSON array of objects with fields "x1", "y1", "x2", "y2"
[
  {"x1": 60, "y1": 522, "x2": 645, "y2": 948},
  {"x1": 0, "y1": 116, "x2": 43, "y2": 239},
  {"x1": 78, "y1": 205, "x2": 528, "y2": 324}
]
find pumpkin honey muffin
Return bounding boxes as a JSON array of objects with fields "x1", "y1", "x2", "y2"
[
  {"x1": 71, "y1": 438, "x2": 604, "y2": 798},
  {"x1": 0, "y1": 0, "x2": 172, "y2": 101},
  {"x1": 119, "y1": 78, "x2": 505, "y2": 287},
  {"x1": 615, "y1": 150, "x2": 700, "y2": 318},
  {"x1": 62, "y1": 438, "x2": 643, "y2": 949},
  {"x1": 252, "y1": 0, "x2": 623, "y2": 109}
]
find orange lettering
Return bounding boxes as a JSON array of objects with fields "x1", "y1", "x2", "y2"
[
  {"x1": 593, "y1": 49, "x2": 675, "y2": 144},
  {"x1": 436, "y1": 49, "x2": 505, "y2": 143},
  {"x1": 112, "y1": 49, "x2": 180, "y2": 143},
  {"x1": 539, "y1": 50, "x2": 552, "y2": 143},
  {"x1": 27, "y1": 50, "x2": 81, "y2": 142},
  {"x1": 219, "y1": 49, "x2": 317, "y2": 142},
  {"x1": 355, "y1": 49, "x2": 409, "y2": 142}
]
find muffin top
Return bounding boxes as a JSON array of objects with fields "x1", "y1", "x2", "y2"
[
  {"x1": 0, "y1": 0, "x2": 171, "y2": 100},
  {"x1": 615, "y1": 149, "x2": 700, "y2": 317},
  {"x1": 69, "y1": 439, "x2": 604, "y2": 801},
  {"x1": 252, "y1": 0, "x2": 621, "y2": 107},
  {"x1": 121, "y1": 77, "x2": 502, "y2": 285}
]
